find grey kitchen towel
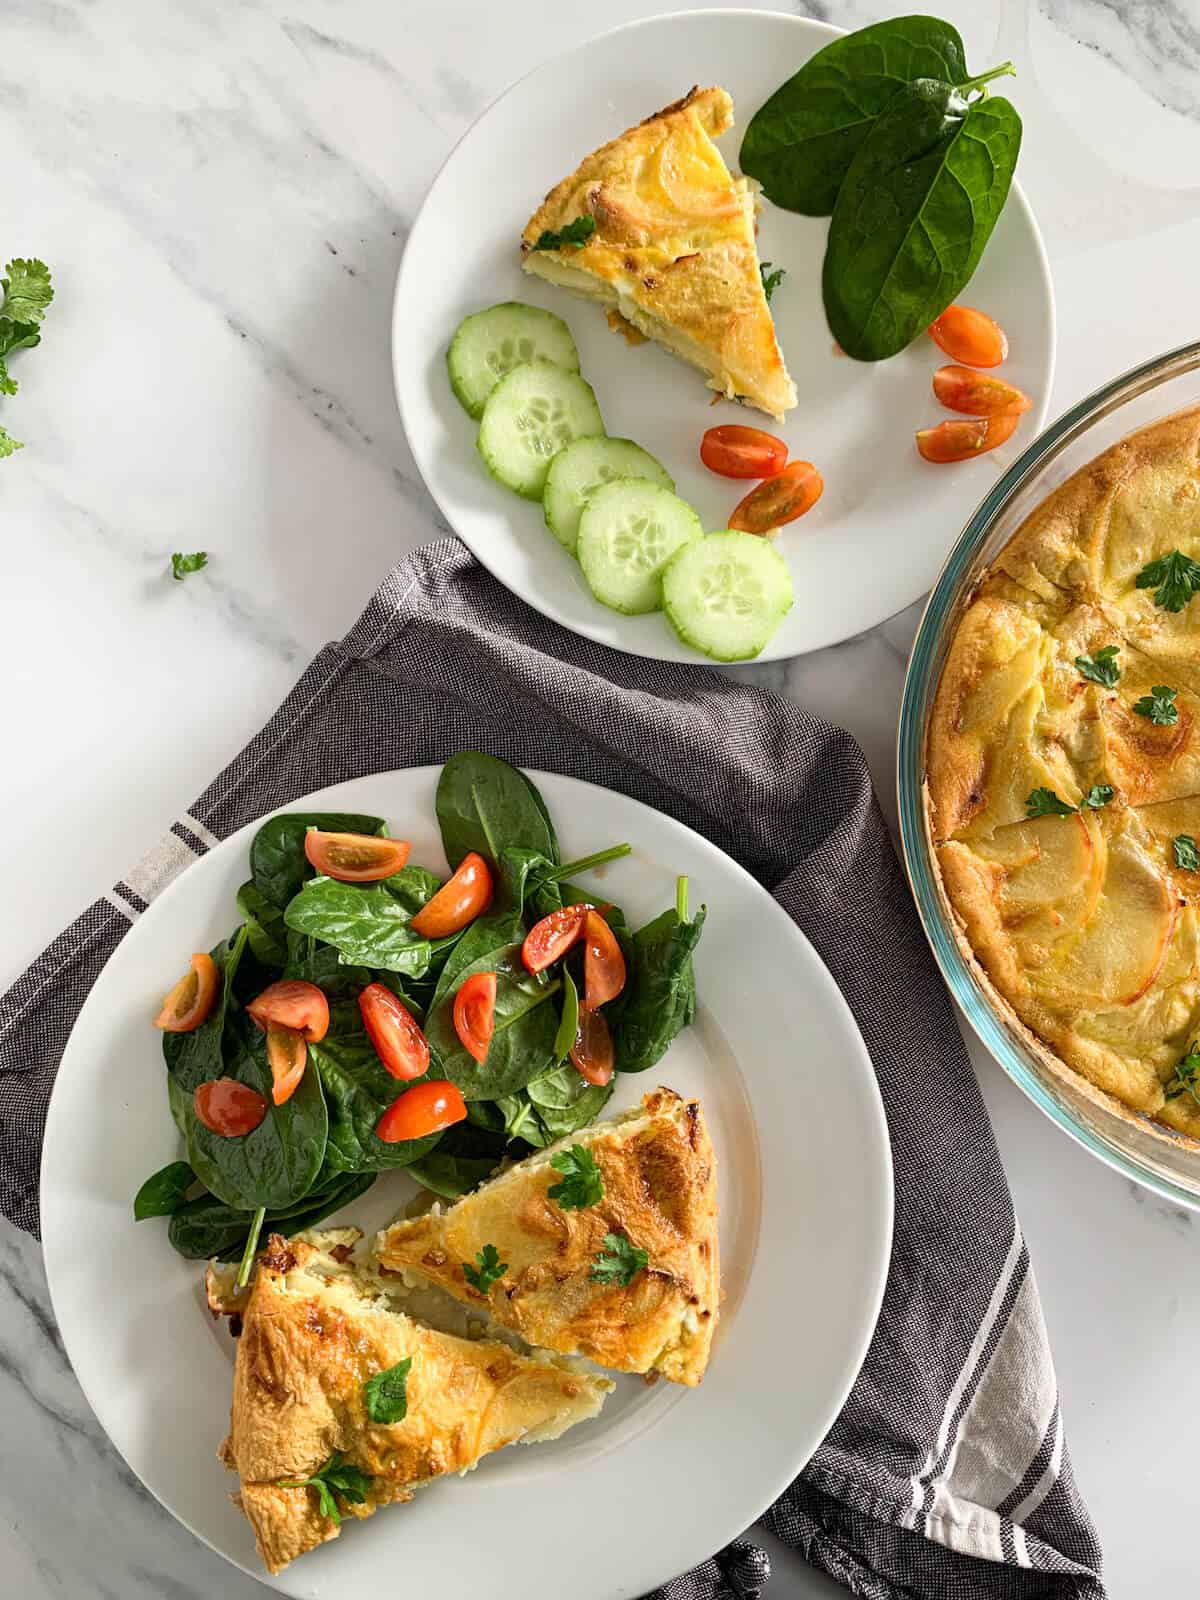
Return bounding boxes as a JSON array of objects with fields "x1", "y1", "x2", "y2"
[{"x1": 0, "y1": 540, "x2": 1103, "y2": 1599}]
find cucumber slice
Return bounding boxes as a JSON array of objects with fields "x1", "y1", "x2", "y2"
[
  {"x1": 544, "y1": 436, "x2": 674, "y2": 557},
  {"x1": 578, "y1": 479, "x2": 703, "y2": 615},
  {"x1": 447, "y1": 303, "x2": 580, "y2": 419},
  {"x1": 662, "y1": 531, "x2": 793, "y2": 661},
  {"x1": 477, "y1": 363, "x2": 604, "y2": 500}
]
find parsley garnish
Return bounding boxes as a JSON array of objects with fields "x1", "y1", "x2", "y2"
[
  {"x1": 590, "y1": 1231, "x2": 648, "y2": 1287},
  {"x1": 760, "y1": 261, "x2": 786, "y2": 303},
  {"x1": 1132, "y1": 685, "x2": 1178, "y2": 726},
  {"x1": 547, "y1": 1144, "x2": 603, "y2": 1211},
  {"x1": 0, "y1": 424, "x2": 21, "y2": 458},
  {"x1": 532, "y1": 216, "x2": 596, "y2": 252},
  {"x1": 277, "y1": 1452, "x2": 372, "y2": 1526},
  {"x1": 1135, "y1": 550, "x2": 1200, "y2": 613},
  {"x1": 363, "y1": 1357, "x2": 412, "y2": 1424},
  {"x1": 1081, "y1": 785, "x2": 1114, "y2": 810},
  {"x1": 171, "y1": 551, "x2": 208, "y2": 581},
  {"x1": 1074, "y1": 645, "x2": 1120, "y2": 688},
  {"x1": 1173, "y1": 834, "x2": 1199, "y2": 872},
  {"x1": 1165, "y1": 1043, "x2": 1200, "y2": 1110},
  {"x1": 1026, "y1": 787, "x2": 1077, "y2": 818},
  {"x1": 462, "y1": 1243, "x2": 507, "y2": 1294},
  {"x1": 0, "y1": 257, "x2": 53, "y2": 455}
]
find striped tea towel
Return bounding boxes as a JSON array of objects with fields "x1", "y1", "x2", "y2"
[{"x1": 0, "y1": 541, "x2": 1104, "y2": 1599}]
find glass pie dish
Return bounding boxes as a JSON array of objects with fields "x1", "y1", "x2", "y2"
[{"x1": 898, "y1": 340, "x2": 1200, "y2": 1210}]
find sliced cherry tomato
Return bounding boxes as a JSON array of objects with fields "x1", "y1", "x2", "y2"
[
  {"x1": 246, "y1": 979, "x2": 330, "y2": 1042},
  {"x1": 700, "y1": 425, "x2": 789, "y2": 480},
  {"x1": 359, "y1": 982, "x2": 430, "y2": 1081},
  {"x1": 194, "y1": 1078, "x2": 268, "y2": 1137},
  {"x1": 916, "y1": 409, "x2": 1022, "y2": 464},
  {"x1": 410, "y1": 851, "x2": 494, "y2": 938},
  {"x1": 522, "y1": 904, "x2": 591, "y2": 973},
  {"x1": 932, "y1": 365, "x2": 1031, "y2": 418},
  {"x1": 928, "y1": 305, "x2": 1008, "y2": 368},
  {"x1": 154, "y1": 953, "x2": 219, "y2": 1033},
  {"x1": 583, "y1": 910, "x2": 626, "y2": 1008},
  {"x1": 728, "y1": 460, "x2": 823, "y2": 536},
  {"x1": 266, "y1": 1024, "x2": 307, "y2": 1106},
  {"x1": 376, "y1": 1080, "x2": 467, "y2": 1143},
  {"x1": 303, "y1": 829, "x2": 411, "y2": 883},
  {"x1": 454, "y1": 972, "x2": 496, "y2": 1064},
  {"x1": 571, "y1": 1005, "x2": 614, "y2": 1086}
]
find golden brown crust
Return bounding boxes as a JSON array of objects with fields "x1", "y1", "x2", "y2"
[
  {"x1": 377, "y1": 1089, "x2": 719, "y2": 1386},
  {"x1": 519, "y1": 88, "x2": 795, "y2": 418},
  {"x1": 222, "y1": 1237, "x2": 609, "y2": 1574},
  {"x1": 929, "y1": 409, "x2": 1200, "y2": 1136}
]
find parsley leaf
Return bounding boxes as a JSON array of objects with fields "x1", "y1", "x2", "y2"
[
  {"x1": 1, "y1": 259, "x2": 53, "y2": 325},
  {"x1": 1173, "y1": 835, "x2": 1199, "y2": 872},
  {"x1": 547, "y1": 1144, "x2": 603, "y2": 1211},
  {"x1": 0, "y1": 424, "x2": 22, "y2": 459},
  {"x1": 171, "y1": 551, "x2": 208, "y2": 581},
  {"x1": 1074, "y1": 645, "x2": 1120, "y2": 688},
  {"x1": 1081, "y1": 785, "x2": 1114, "y2": 810},
  {"x1": 1026, "y1": 787, "x2": 1076, "y2": 818},
  {"x1": 276, "y1": 1452, "x2": 372, "y2": 1526},
  {"x1": 1135, "y1": 550, "x2": 1200, "y2": 613},
  {"x1": 760, "y1": 261, "x2": 786, "y2": 303},
  {"x1": 1164, "y1": 1043, "x2": 1200, "y2": 1110},
  {"x1": 590, "y1": 1231, "x2": 648, "y2": 1287},
  {"x1": 462, "y1": 1243, "x2": 507, "y2": 1294},
  {"x1": 1132, "y1": 685, "x2": 1178, "y2": 726},
  {"x1": 532, "y1": 216, "x2": 596, "y2": 251},
  {"x1": 363, "y1": 1357, "x2": 412, "y2": 1424}
]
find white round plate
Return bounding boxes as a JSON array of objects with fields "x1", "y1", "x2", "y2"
[
  {"x1": 394, "y1": 9, "x2": 1055, "y2": 663},
  {"x1": 42, "y1": 768, "x2": 893, "y2": 1599}
]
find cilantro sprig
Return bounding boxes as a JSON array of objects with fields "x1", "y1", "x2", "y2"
[
  {"x1": 363, "y1": 1357, "x2": 412, "y2": 1425},
  {"x1": 590, "y1": 1231, "x2": 648, "y2": 1287},
  {"x1": 1132, "y1": 685, "x2": 1178, "y2": 726},
  {"x1": 532, "y1": 216, "x2": 596, "y2": 252},
  {"x1": 1081, "y1": 785, "x2": 1114, "y2": 810},
  {"x1": 277, "y1": 1452, "x2": 372, "y2": 1526},
  {"x1": 1025, "y1": 788, "x2": 1077, "y2": 819},
  {"x1": 1165, "y1": 1043, "x2": 1200, "y2": 1112},
  {"x1": 463, "y1": 1243, "x2": 507, "y2": 1295},
  {"x1": 1135, "y1": 551, "x2": 1200, "y2": 613},
  {"x1": 547, "y1": 1144, "x2": 604, "y2": 1211},
  {"x1": 171, "y1": 551, "x2": 208, "y2": 582},
  {"x1": 760, "y1": 262, "x2": 786, "y2": 303},
  {"x1": 0, "y1": 257, "x2": 53, "y2": 457},
  {"x1": 1074, "y1": 645, "x2": 1120, "y2": 688},
  {"x1": 1173, "y1": 834, "x2": 1199, "y2": 872}
]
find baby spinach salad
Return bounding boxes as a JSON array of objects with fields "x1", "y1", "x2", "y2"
[
  {"x1": 740, "y1": 15, "x2": 1023, "y2": 361},
  {"x1": 136, "y1": 752, "x2": 706, "y2": 1282}
]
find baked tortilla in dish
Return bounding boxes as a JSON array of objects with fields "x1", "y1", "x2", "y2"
[
  {"x1": 521, "y1": 87, "x2": 796, "y2": 420},
  {"x1": 929, "y1": 407, "x2": 1200, "y2": 1139}
]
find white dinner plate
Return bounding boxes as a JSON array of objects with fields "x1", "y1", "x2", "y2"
[
  {"x1": 394, "y1": 9, "x2": 1055, "y2": 663},
  {"x1": 41, "y1": 768, "x2": 893, "y2": 1599}
]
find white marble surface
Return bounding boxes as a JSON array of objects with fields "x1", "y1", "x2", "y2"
[{"x1": 3, "y1": 1, "x2": 1199, "y2": 1595}]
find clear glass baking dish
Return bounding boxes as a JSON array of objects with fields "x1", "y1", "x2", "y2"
[{"x1": 898, "y1": 340, "x2": 1200, "y2": 1209}]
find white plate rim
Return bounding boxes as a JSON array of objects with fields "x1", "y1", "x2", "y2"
[{"x1": 41, "y1": 767, "x2": 894, "y2": 1598}]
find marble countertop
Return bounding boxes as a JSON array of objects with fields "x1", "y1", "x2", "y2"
[{"x1": 4, "y1": 1, "x2": 1199, "y2": 1594}]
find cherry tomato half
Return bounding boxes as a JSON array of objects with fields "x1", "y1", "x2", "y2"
[
  {"x1": 916, "y1": 409, "x2": 1022, "y2": 464},
  {"x1": 376, "y1": 1080, "x2": 467, "y2": 1143},
  {"x1": 454, "y1": 972, "x2": 496, "y2": 1064},
  {"x1": 522, "y1": 904, "x2": 591, "y2": 974},
  {"x1": 303, "y1": 829, "x2": 411, "y2": 883},
  {"x1": 728, "y1": 460, "x2": 823, "y2": 536},
  {"x1": 700, "y1": 425, "x2": 789, "y2": 480},
  {"x1": 932, "y1": 365, "x2": 1031, "y2": 418},
  {"x1": 266, "y1": 1024, "x2": 307, "y2": 1106},
  {"x1": 410, "y1": 851, "x2": 494, "y2": 938},
  {"x1": 246, "y1": 979, "x2": 330, "y2": 1042},
  {"x1": 928, "y1": 305, "x2": 1008, "y2": 368},
  {"x1": 154, "y1": 953, "x2": 219, "y2": 1033},
  {"x1": 571, "y1": 1005, "x2": 614, "y2": 1086},
  {"x1": 359, "y1": 982, "x2": 430, "y2": 1081},
  {"x1": 583, "y1": 910, "x2": 626, "y2": 1009},
  {"x1": 194, "y1": 1078, "x2": 268, "y2": 1137}
]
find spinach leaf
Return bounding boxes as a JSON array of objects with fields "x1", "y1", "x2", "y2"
[
  {"x1": 435, "y1": 752, "x2": 559, "y2": 870},
  {"x1": 613, "y1": 892, "x2": 707, "y2": 1074},
  {"x1": 167, "y1": 1170, "x2": 377, "y2": 1261},
  {"x1": 527, "y1": 1059, "x2": 613, "y2": 1139},
  {"x1": 425, "y1": 944, "x2": 560, "y2": 1099},
  {"x1": 133, "y1": 1160, "x2": 195, "y2": 1220},
  {"x1": 496, "y1": 846, "x2": 562, "y2": 918},
  {"x1": 492, "y1": 1091, "x2": 550, "y2": 1147},
  {"x1": 283, "y1": 876, "x2": 434, "y2": 974},
  {"x1": 552, "y1": 969, "x2": 580, "y2": 1065},
  {"x1": 250, "y1": 812, "x2": 388, "y2": 910},
  {"x1": 236, "y1": 882, "x2": 288, "y2": 968},
  {"x1": 162, "y1": 927, "x2": 248, "y2": 1091},
  {"x1": 427, "y1": 911, "x2": 526, "y2": 1013},
  {"x1": 740, "y1": 15, "x2": 969, "y2": 214},
  {"x1": 309, "y1": 1009, "x2": 441, "y2": 1172},
  {"x1": 283, "y1": 929, "x2": 374, "y2": 996},
  {"x1": 822, "y1": 74, "x2": 1021, "y2": 361},
  {"x1": 407, "y1": 1152, "x2": 500, "y2": 1198}
]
